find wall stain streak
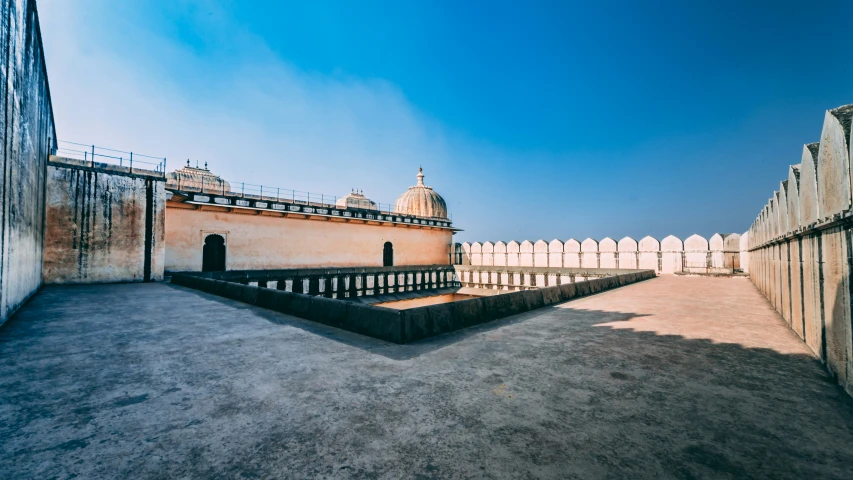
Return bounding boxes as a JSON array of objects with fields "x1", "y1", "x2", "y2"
[
  {"x1": 44, "y1": 158, "x2": 165, "y2": 284},
  {"x1": 143, "y1": 178, "x2": 153, "y2": 282}
]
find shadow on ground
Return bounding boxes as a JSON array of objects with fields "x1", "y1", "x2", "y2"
[{"x1": 164, "y1": 283, "x2": 654, "y2": 360}]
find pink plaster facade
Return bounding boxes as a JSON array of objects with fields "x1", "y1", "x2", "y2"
[{"x1": 165, "y1": 205, "x2": 453, "y2": 271}]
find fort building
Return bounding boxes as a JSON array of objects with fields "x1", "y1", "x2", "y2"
[
  {"x1": 163, "y1": 165, "x2": 456, "y2": 272},
  {"x1": 5, "y1": 1, "x2": 853, "y2": 477}
]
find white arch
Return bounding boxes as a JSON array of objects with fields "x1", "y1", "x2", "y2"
[
  {"x1": 638, "y1": 236, "x2": 660, "y2": 272},
  {"x1": 548, "y1": 239, "x2": 564, "y2": 268},
  {"x1": 817, "y1": 106, "x2": 853, "y2": 218},
  {"x1": 533, "y1": 239, "x2": 549, "y2": 267},
  {"x1": 563, "y1": 238, "x2": 581, "y2": 268},
  {"x1": 617, "y1": 236, "x2": 638, "y2": 269},
  {"x1": 461, "y1": 242, "x2": 472, "y2": 265},
  {"x1": 507, "y1": 240, "x2": 521, "y2": 267},
  {"x1": 471, "y1": 242, "x2": 483, "y2": 266},
  {"x1": 709, "y1": 233, "x2": 725, "y2": 270},
  {"x1": 581, "y1": 238, "x2": 598, "y2": 269},
  {"x1": 683, "y1": 234, "x2": 709, "y2": 272},
  {"x1": 494, "y1": 241, "x2": 508, "y2": 267},
  {"x1": 519, "y1": 240, "x2": 534, "y2": 267},
  {"x1": 739, "y1": 232, "x2": 749, "y2": 274},
  {"x1": 482, "y1": 241, "x2": 495, "y2": 266},
  {"x1": 599, "y1": 237, "x2": 617, "y2": 268},
  {"x1": 787, "y1": 165, "x2": 801, "y2": 230},
  {"x1": 799, "y1": 143, "x2": 820, "y2": 226},
  {"x1": 660, "y1": 235, "x2": 683, "y2": 274}
]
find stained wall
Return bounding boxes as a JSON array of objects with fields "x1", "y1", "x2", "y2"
[
  {"x1": 747, "y1": 103, "x2": 853, "y2": 398},
  {"x1": 43, "y1": 157, "x2": 166, "y2": 283},
  {"x1": 0, "y1": 0, "x2": 56, "y2": 324},
  {"x1": 165, "y1": 205, "x2": 453, "y2": 271}
]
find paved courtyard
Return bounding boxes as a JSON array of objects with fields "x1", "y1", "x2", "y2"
[{"x1": 2, "y1": 276, "x2": 853, "y2": 479}]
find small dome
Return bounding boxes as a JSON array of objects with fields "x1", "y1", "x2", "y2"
[
  {"x1": 394, "y1": 168, "x2": 448, "y2": 219},
  {"x1": 336, "y1": 190, "x2": 377, "y2": 210},
  {"x1": 166, "y1": 161, "x2": 231, "y2": 194}
]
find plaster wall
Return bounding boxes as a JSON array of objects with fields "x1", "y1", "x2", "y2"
[
  {"x1": 0, "y1": 0, "x2": 56, "y2": 325},
  {"x1": 800, "y1": 237, "x2": 820, "y2": 356},
  {"x1": 789, "y1": 239, "x2": 804, "y2": 339},
  {"x1": 165, "y1": 206, "x2": 452, "y2": 271},
  {"x1": 43, "y1": 159, "x2": 166, "y2": 284},
  {"x1": 739, "y1": 233, "x2": 749, "y2": 274},
  {"x1": 780, "y1": 241, "x2": 790, "y2": 324},
  {"x1": 821, "y1": 227, "x2": 851, "y2": 387}
]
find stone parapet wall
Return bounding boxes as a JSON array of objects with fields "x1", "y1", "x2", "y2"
[
  {"x1": 0, "y1": 0, "x2": 56, "y2": 324},
  {"x1": 746, "y1": 103, "x2": 853, "y2": 398},
  {"x1": 455, "y1": 234, "x2": 748, "y2": 275},
  {"x1": 171, "y1": 269, "x2": 655, "y2": 344}
]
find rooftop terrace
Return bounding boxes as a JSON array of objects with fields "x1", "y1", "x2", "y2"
[{"x1": 2, "y1": 277, "x2": 852, "y2": 478}]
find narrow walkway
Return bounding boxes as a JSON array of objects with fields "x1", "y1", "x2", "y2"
[{"x1": 1, "y1": 277, "x2": 852, "y2": 479}]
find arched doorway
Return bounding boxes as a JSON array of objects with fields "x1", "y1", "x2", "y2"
[
  {"x1": 202, "y1": 234, "x2": 226, "y2": 272},
  {"x1": 383, "y1": 242, "x2": 393, "y2": 267}
]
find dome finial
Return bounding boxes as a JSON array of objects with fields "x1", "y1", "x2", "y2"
[{"x1": 417, "y1": 167, "x2": 424, "y2": 186}]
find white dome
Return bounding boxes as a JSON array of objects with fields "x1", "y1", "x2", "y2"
[
  {"x1": 394, "y1": 168, "x2": 448, "y2": 219},
  {"x1": 335, "y1": 190, "x2": 377, "y2": 210}
]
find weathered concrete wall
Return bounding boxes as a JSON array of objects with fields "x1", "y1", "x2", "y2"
[
  {"x1": 0, "y1": 0, "x2": 56, "y2": 325},
  {"x1": 165, "y1": 204, "x2": 453, "y2": 271},
  {"x1": 747, "y1": 103, "x2": 853, "y2": 398},
  {"x1": 43, "y1": 157, "x2": 166, "y2": 283},
  {"x1": 457, "y1": 232, "x2": 747, "y2": 274}
]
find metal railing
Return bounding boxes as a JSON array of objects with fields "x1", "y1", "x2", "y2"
[
  {"x1": 54, "y1": 140, "x2": 451, "y2": 222},
  {"x1": 175, "y1": 178, "x2": 452, "y2": 222},
  {"x1": 56, "y1": 140, "x2": 167, "y2": 176}
]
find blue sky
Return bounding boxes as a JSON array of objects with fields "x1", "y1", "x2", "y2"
[{"x1": 39, "y1": 0, "x2": 853, "y2": 242}]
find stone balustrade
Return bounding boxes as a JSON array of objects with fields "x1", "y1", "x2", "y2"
[
  {"x1": 453, "y1": 265, "x2": 639, "y2": 291},
  {"x1": 192, "y1": 265, "x2": 459, "y2": 299}
]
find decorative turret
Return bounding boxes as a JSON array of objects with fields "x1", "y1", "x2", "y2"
[
  {"x1": 335, "y1": 189, "x2": 378, "y2": 210},
  {"x1": 166, "y1": 160, "x2": 230, "y2": 194},
  {"x1": 394, "y1": 167, "x2": 448, "y2": 219}
]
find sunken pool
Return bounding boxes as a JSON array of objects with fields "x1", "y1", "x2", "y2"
[{"x1": 373, "y1": 293, "x2": 483, "y2": 310}]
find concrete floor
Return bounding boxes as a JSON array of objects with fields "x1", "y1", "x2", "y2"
[{"x1": 2, "y1": 277, "x2": 853, "y2": 479}]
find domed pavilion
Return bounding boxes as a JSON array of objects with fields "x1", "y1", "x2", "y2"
[{"x1": 394, "y1": 168, "x2": 448, "y2": 219}]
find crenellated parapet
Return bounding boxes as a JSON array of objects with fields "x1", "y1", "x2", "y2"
[
  {"x1": 454, "y1": 233, "x2": 747, "y2": 274},
  {"x1": 746, "y1": 103, "x2": 853, "y2": 399}
]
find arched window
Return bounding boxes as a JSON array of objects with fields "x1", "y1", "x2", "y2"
[
  {"x1": 202, "y1": 234, "x2": 226, "y2": 272},
  {"x1": 383, "y1": 242, "x2": 393, "y2": 267}
]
